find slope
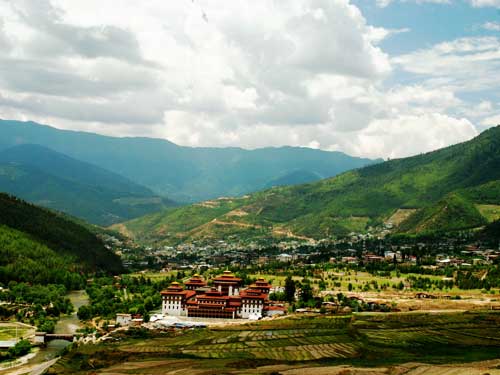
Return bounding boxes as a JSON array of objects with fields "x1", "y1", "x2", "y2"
[
  {"x1": 117, "y1": 125, "x2": 500, "y2": 244},
  {"x1": 0, "y1": 144, "x2": 174, "y2": 225},
  {"x1": 0, "y1": 193, "x2": 123, "y2": 274},
  {"x1": 397, "y1": 193, "x2": 488, "y2": 233},
  {"x1": 264, "y1": 169, "x2": 323, "y2": 188},
  {"x1": 0, "y1": 120, "x2": 380, "y2": 202},
  {"x1": 0, "y1": 224, "x2": 81, "y2": 287}
]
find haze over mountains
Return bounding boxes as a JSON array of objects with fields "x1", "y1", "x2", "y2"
[
  {"x1": 0, "y1": 144, "x2": 174, "y2": 226},
  {"x1": 0, "y1": 120, "x2": 380, "y2": 204},
  {"x1": 116, "y1": 125, "x2": 500, "y2": 245}
]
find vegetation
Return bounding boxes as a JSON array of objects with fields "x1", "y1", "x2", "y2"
[
  {"x1": 0, "y1": 193, "x2": 123, "y2": 274},
  {"x1": 398, "y1": 193, "x2": 488, "y2": 233},
  {"x1": 118, "y1": 126, "x2": 500, "y2": 244},
  {"x1": 0, "y1": 339, "x2": 32, "y2": 363},
  {"x1": 48, "y1": 311, "x2": 500, "y2": 374},
  {"x1": 0, "y1": 144, "x2": 174, "y2": 225},
  {"x1": 0, "y1": 283, "x2": 73, "y2": 333},
  {"x1": 0, "y1": 225, "x2": 84, "y2": 287},
  {"x1": 77, "y1": 275, "x2": 183, "y2": 321},
  {"x1": 480, "y1": 219, "x2": 500, "y2": 244}
]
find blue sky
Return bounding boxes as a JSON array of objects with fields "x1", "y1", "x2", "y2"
[
  {"x1": 356, "y1": 1, "x2": 500, "y2": 53},
  {"x1": 0, "y1": 0, "x2": 499, "y2": 159}
]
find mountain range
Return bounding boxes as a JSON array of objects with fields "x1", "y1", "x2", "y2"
[
  {"x1": 0, "y1": 144, "x2": 173, "y2": 226},
  {"x1": 115, "y1": 125, "x2": 500, "y2": 245},
  {"x1": 0, "y1": 120, "x2": 380, "y2": 203}
]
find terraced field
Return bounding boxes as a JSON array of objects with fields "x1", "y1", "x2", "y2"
[{"x1": 48, "y1": 311, "x2": 500, "y2": 374}]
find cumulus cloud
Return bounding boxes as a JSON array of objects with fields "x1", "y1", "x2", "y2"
[
  {"x1": 0, "y1": 0, "x2": 492, "y2": 159},
  {"x1": 337, "y1": 113, "x2": 477, "y2": 159}
]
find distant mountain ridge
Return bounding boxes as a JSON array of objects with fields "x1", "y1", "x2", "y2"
[
  {"x1": 264, "y1": 169, "x2": 323, "y2": 188},
  {"x1": 0, "y1": 120, "x2": 381, "y2": 202},
  {"x1": 0, "y1": 144, "x2": 174, "y2": 225},
  {"x1": 115, "y1": 125, "x2": 500, "y2": 244}
]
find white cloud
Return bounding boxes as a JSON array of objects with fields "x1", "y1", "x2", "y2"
[
  {"x1": 336, "y1": 113, "x2": 478, "y2": 159},
  {"x1": 393, "y1": 37, "x2": 500, "y2": 92},
  {"x1": 0, "y1": 0, "x2": 491, "y2": 159},
  {"x1": 377, "y1": 0, "x2": 450, "y2": 8},
  {"x1": 469, "y1": 0, "x2": 500, "y2": 7},
  {"x1": 483, "y1": 21, "x2": 500, "y2": 31},
  {"x1": 481, "y1": 114, "x2": 500, "y2": 126}
]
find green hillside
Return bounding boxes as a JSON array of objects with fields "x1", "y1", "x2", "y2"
[
  {"x1": 0, "y1": 120, "x2": 380, "y2": 202},
  {"x1": 264, "y1": 169, "x2": 323, "y2": 188},
  {"x1": 0, "y1": 225, "x2": 82, "y2": 287},
  {"x1": 0, "y1": 193, "x2": 123, "y2": 276},
  {"x1": 397, "y1": 193, "x2": 488, "y2": 233},
  {"x1": 480, "y1": 219, "x2": 500, "y2": 245},
  {"x1": 117, "y1": 126, "x2": 500, "y2": 244},
  {"x1": 0, "y1": 144, "x2": 174, "y2": 225}
]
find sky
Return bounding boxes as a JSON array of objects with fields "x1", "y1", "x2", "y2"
[{"x1": 0, "y1": 0, "x2": 499, "y2": 159}]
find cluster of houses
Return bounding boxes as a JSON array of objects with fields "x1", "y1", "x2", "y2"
[
  {"x1": 160, "y1": 271, "x2": 285, "y2": 320},
  {"x1": 330, "y1": 246, "x2": 500, "y2": 267}
]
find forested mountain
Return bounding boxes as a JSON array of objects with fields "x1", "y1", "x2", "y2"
[
  {"x1": 0, "y1": 144, "x2": 174, "y2": 225},
  {"x1": 116, "y1": 126, "x2": 500, "y2": 244},
  {"x1": 0, "y1": 120, "x2": 380, "y2": 202},
  {"x1": 0, "y1": 193, "x2": 123, "y2": 286},
  {"x1": 264, "y1": 170, "x2": 323, "y2": 188}
]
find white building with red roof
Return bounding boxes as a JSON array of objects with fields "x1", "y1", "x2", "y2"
[{"x1": 160, "y1": 274, "x2": 284, "y2": 319}]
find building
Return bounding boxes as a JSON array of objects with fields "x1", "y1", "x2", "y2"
[
  {"x1": 277, "y1": 253, "x2": 293, "y2": 263},
  {"x1": 184, "y1": 274, "x2": 207, "y2": 290},
  {"x1": 160, "y1": 273, "x2": 283, "y2": 319},
  {"x1": 213, "y1": 270, "x2": 242, "y2": 296},
  {"x1": 186, "y1": 289, "x2": 240, "y2": 319},
  {"x1": 160, "y1": 282, "x2": 196, "y2": 316},
  {"x1": 116, "y1": 313, "x2": 132, "y2": 326}
]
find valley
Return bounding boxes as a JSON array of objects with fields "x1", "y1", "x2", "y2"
[
  {"x1": 114, "y1": 126, "x2": 500, "y2": 245},
  {"x1": 0, "y1": 124, "x2": 500, "y2": 374},
  {"x1": 1, "y1": 1, "x2": 500, "y2": 373}
]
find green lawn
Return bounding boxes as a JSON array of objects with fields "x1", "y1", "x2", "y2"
[{"x1": 0, "y1": 323, "x2": 34, "y2": 341}]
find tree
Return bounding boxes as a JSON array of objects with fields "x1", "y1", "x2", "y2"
[
  {"x1": 284, "y1": 276, "x2": 296, "y2": 303},
  {"x1": 77, "y1": 305, "x2": 92, "y2": 321},
  {"x1": 300, "y1": 283, "x2": 313, "y2": 303},
  {"x1": 9, "y1": 339, "x2": 31, "y2": 357}
]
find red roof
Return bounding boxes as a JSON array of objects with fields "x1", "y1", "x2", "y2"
[
  {"x1": 264, "y1": 305, "x2": 286, "y2": 311},
  {"x1": 213, "y1": 271, "x2": 242, "y2": 282},
  {"x1": 240, "y1": 290, "x2": 267, "y2": 299},
  {"x1": 160, "y1": 289, "x2": 196, "y2": 299}
]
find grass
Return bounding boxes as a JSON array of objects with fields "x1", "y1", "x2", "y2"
[
  {"x1": 477, "y1": 204, "x2": 500, "y2": 223},
  {"x1": 49, "y1": 311, "x2": 500, "y2": 374},
  {"x1": 0, "y1": 323, "x2": 34, "y2": 341}
]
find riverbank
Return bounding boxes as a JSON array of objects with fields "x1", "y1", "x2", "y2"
[{"x1": 0, "y1": 290, "x2": 88, "y2": 375}]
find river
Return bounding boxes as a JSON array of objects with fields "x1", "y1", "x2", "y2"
[{"x1": 0, "y1": 290, "x2": 88, "y2": 375}]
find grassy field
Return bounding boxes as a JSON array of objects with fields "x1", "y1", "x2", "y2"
[
  {"x1": 0, "y1": 322, "x2": 35, "y2": 341},
  {"x1": 48, "y1": 310, "x2": 500, "y2": 374},
  {"x1": 250, "y1": 270, "x2": 497, "y2": 295}
]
